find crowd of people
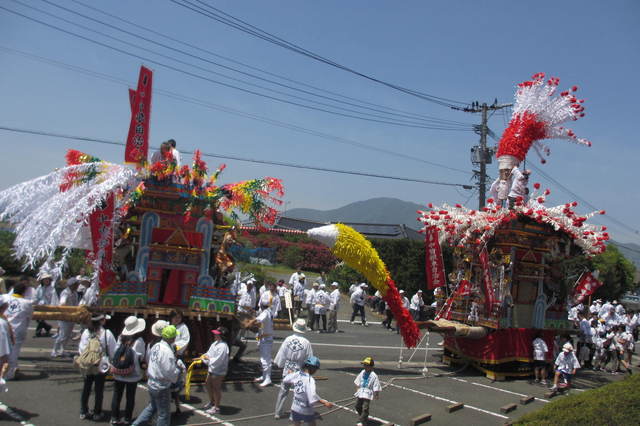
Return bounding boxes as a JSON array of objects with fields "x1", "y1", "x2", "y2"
[{"x1": 531, "y1": 297, "x2": 638, "y2": 391}]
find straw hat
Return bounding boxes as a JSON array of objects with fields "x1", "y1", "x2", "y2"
[
  {"x1": 122, "y1": 316, "x2": 146, "y2": 336},
  {"x1": 151, "y1": 319, "x2": 169, "y2": 337},
  {"x1": 292, "y1": 318, "x2": 307, "y2": 334}
]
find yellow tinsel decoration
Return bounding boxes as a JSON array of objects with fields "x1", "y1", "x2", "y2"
[{"x1": 332, "y1": 223, "x2": 390, "y2": 296}]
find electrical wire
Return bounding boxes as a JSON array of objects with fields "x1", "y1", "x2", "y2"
[
  {"x1": 0, "y1": 4, "x2": 471, "y2": 131},
  {"x1": 32, "y1": 0, "x2": 471, "y2": 128},
  {"x1": 64, "y1": 0, "x2": 472, "y2": 127},
  {"x1": 171, "y1": 0, "x2": 469, "y2": 109},
  {"x1": 0, "y1": 45, "x2": 472, "y2": 175},
  {"x1": 0, "y1": 125, "x2": 475, "y2": 189}
]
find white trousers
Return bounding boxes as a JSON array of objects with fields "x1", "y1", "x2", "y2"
[
  {"x1": 7, "y1": 334, "x2": 25, "y2": 379},
  {"x1": 52, "y1": 321, "x2": 73, "y2": 355},
  {"x1": 258, "y1": 337, "x2": 273, "y2": 382}
]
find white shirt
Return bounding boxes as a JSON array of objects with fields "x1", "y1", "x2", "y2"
[
  {"x1": 80, "y1": 282, "x2": 100, "y2": 306},
  {"x1": 277, "y1": 285, "x2": 287, "y2": 297},
  {"x1": 294, "y1": 282, "x2": 305, "y2": 299},
  {"x1": 237, "y1": 287, "x2": 256, "y2": 313},
  {"x1": 599, "y1": 302, "x2": 612, "y2": 318},
  {"x1": 532, "y1": 337, "x2": 548, "y2": 361},
  {"x1": 401, "y1": 296, "x2": 410, "y2": 309},
  {"x1": 174, "y1": 322, "x2": 190, "y2": 356},
  {"x1": 410, "y1": 294, "x2": 424, "y2": 310},
  {"x1": 289, "y1": 272, "x2": 303, "y2": 286},
  {"x1": 554, "y1": 351, "x2": 580, "y2": 373},
  {"x1": 35, "y1": 284, "x2": 55, "y2": 305},
  {"x1": 283, "y1": 371, "x2": 319, "y2": 416},
  {"x1": 354, "y1": 370, "x2": 381, "y2": 400},
  {"x1": 59, "y1": 287, "x2": 78, "y2": 306},
  {"x1": 114, "y1": 336, "x2": 146, "y2": 382},
  {"x1": 78, "y1": 327, "x2": 117, "y2": 357},
  {"x1": 147, "y1": 340, "x2": 181, "y2": 390},
  {"x1": 204, "y1": 340, "x2": 229, "y2": 376},
  {"x1": 350, "y1": 288, "x2": 366, "y2": 306},
  {"x1": 4, "y1": 295, "x2": 33, "y2": 339},
  {"x1": 259, "y1": 290, "x2": 280, "y2": 316},
  {"x1": 150, "y1": 149, "x2": 178, "y2": 165},
  {"x1": 256, "y1": 308, "x2": 274, "y2": 338},
  {"x1": 313, "y1": 290, "x2": 329, "y2": 314},
  {"x1": 508, "y1": 167, "x2": 529, "y2": 200},
  {"x1": 0, "y1": 318, "x2": 12, "y2": 357},
  {"x1": 329, "y1": 289, "x2": 340, "y2": 311},
  {"x1": 304, "y1": 289, "x2": 316, "y2": 305},
  {"x1": 274, "y1": 333, "x2": 313, "y2": 375}
]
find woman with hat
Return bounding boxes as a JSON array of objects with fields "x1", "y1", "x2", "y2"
[
  {"x1": 201, "y1": 326, "x2": 229, "y2": 415},
  {"x1": 110, "y1": 316, "x2": 146, "y2": 425},
  {"x1": 78, "y1": 313, "x2": 116, "y2": 421}
]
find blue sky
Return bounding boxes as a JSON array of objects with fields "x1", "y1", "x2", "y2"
[{"x1": 0, "y1": 0, "x2": 638, "y2": 243}]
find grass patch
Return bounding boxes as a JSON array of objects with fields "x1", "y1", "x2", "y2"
[
  {"x1": 514, "y1": 374, "x2": 640, "y2": 425},
  {"x1": 237, "y1": 262, "x2": 320, "y2": 282}
]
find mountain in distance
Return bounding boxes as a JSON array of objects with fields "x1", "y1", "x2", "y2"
[{"x1": 286, "y1": 197, "x2": 426, "y2": 230}]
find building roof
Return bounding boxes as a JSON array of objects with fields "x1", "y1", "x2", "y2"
[{"x1": 272, "y1": 216, "x2": 423, "y2": 241}]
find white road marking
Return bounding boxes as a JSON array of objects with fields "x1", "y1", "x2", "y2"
[
  {"x1": 345, "y1": 372, "x2": 509, "y2": 420},
  {"x1": 137, "y1": 384, "x2": 234, "y2": 426},
  {"x1": 451, "y1": 377, "x2": 549, "y2": 403}
]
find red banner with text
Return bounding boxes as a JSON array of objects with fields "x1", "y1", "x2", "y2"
[
  {"x1": 479, "y1": 247, "x2": 496, "y2": 312},
  {"x1": 125, "y1": 66, "x2": 153, "y2": 164},
  {"x1": 425, "y1": 226, "x2": 446, "y2": 290},
  {"x1": 89, "y1": 193, "x2": 115, "y2": 289}
]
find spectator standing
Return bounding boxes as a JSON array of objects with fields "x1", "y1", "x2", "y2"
[
  {"x1": 327, "y1": 282, "x2": 340, "y2": 333},
  {"x1": 132, "y1": 325, "x2": 183, "y2": 426},
  {"x1": 313, "y1": 284, "x2": 329, "y2": 333},
  {"x1": 532, "y1": 332, "x2": 549, "y2": 385},
  {"x1": 52, "y1": 277, "x2": 80, "y2": 357},
  {"x1": 350, "y1": 284, "x2": 368, "y2": 326},
  {"x1": 201, "y1": 327, "x2": 229, "y2": 415},
  {"x1": 78, "y1": 314, "x2": 117, "y2": 421},
  {"x1": 410, "y1": 290, "x2": 424, "y2": 321},
  {"x1": 111, "y1": 316, "x2": 146, "y2": 425},
  {"x1": 305, "y1": 283, "x2": 318, "y2": 328},
  {"x1": 34, "y1": 273, "x2": 55, "y2": 336}
]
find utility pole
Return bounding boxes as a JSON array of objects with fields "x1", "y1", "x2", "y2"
[{"x1": 457, "y1": 100, "x2": 512, "y2": 209}]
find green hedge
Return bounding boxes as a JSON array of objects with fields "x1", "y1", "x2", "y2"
[{"x1": 514, "y1": 374, "x2": 640, "y2": 425}]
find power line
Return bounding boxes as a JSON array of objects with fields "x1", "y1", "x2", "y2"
[
  {"x1": 33, "y1": 0, "x2": 470, "y2": 128},
  {"x1": 0, "y1": 4, "x2": 470, "y2": 131},
  {"x1": 486, "y1": 133, "x2": 639, "y2": 238},
  {"x1": 65, "y1": 0, "x2": 471, "y2": 127},
  {"x1": 0, "y1": 125, "x2": 475, "y2": 189},
  {"x1": 170, "y1": 0, "x2": 469, "y2": 109},
  {"x1": 0, "y1": 45, "x2": 471, "y2": 175}
]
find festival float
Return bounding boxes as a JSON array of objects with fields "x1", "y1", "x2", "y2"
[
  {"x1": 0, "y1": 66, "x2": 421, "y2": 360},
  {"x1": 419, "y1": 73, "x2": 608, "y2": 380}
]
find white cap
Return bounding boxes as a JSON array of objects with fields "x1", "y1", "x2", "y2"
[
  {"x1": 360, "y1": 283, "x2": 368, "y2": 288},
  {"x1": 562, "y1": 342, "x2": 573, "y2": 352},
  {"x1": 399, "y1": 290, "x2": 405, "y2": 294},
  {"x1": 319, "y1": 284, "x2": 326, "y2": 289},
  {"x1": 331, "y1": 282, "x2": 339, "y2": 287}
]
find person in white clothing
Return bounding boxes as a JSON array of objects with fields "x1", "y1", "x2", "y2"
[
  {"x1": 34, "y1": 273, "x2": 55, "y2": 337},
  {"x1": 312, "y1": 284, "x2": 329, "y2": 333},
  {"x1": 150, "y1": 141, "x2": 177, "y2": 166},
  {"x1": 350, "y1": 284, "x2": 368, "y2": 326},
  {"x1": 0, "y1": 298, "x2": 13, "y2": 392},
  {"x1": 353, "y1": 357, "x2": 381, "y2": 426},
  {"x1": 52, "y1": 277, "x2": 80, "y2": 357},
  {"x1": 237, "y1": 281, "x2": 256, "y2": 314},
  {"x1": 167, "y1": 139, "x2": 181, "y2": 167},
  {"x1": 305, "y1": 283, "x2": 318, "y2": 329},
  {"x1": 79, "y1": 278, "x2": 100, "y2": 307},
  {"x1": 508, "y1": 167, "x2": 531, "y2": 208},
  {"x1": 274, "y1": 319, "x2": 314, "y2": 419},
  {"x1": 253, "y1": 302, "x2": 275, "y2": 387},
  {"x1": 132, "y1": 325, "x2": 183, "y2": 426},
  {"x1": 293, "y1": 274, "x2": 305, "y2": 318},
  {"x1": 201, "y1": 327, "x2": 229, "y2": 415},
  {"x1": 327, "y1": 282, "x2": 340, "y2": 333},
  {"x1": 169, "y1": 309, "x2": 190, "y2": 414},
  {"x1": 532, "y1": 331, "x2": 549, "y2": 384},
  {"x1": 3, "y1": 282, "x2": 33, "y2": 380},
  {"x1": 282, "y1": 356, "x2": 332, "y2": 426},
  {"x1": 259, "y1": 282, "x2": 281, "y2": 317},
  {"x1": 551, "y1": 343, "x2": 580, "y2": 390},
  {"x1": 111, "y1": 316, "x2": 146, "y2": 424},
  {"x1": 410, "y1": 290, "x2": 424, "y2": 321},
  {"x1": 78, "y1": 314, "x2": 117, "y2": 421}
]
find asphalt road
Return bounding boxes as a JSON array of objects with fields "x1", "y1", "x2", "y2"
[{"x1": 0, "y1": 307, "x2": 634, "y2": 426}]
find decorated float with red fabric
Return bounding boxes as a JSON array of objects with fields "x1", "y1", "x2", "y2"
[{"x1": 418, "y1": 73, "x2": 608, "y2": 380}]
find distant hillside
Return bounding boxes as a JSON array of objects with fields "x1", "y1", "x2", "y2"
[{"x1": 286, "y1": 197, "x2": 425, "y2": 230}]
